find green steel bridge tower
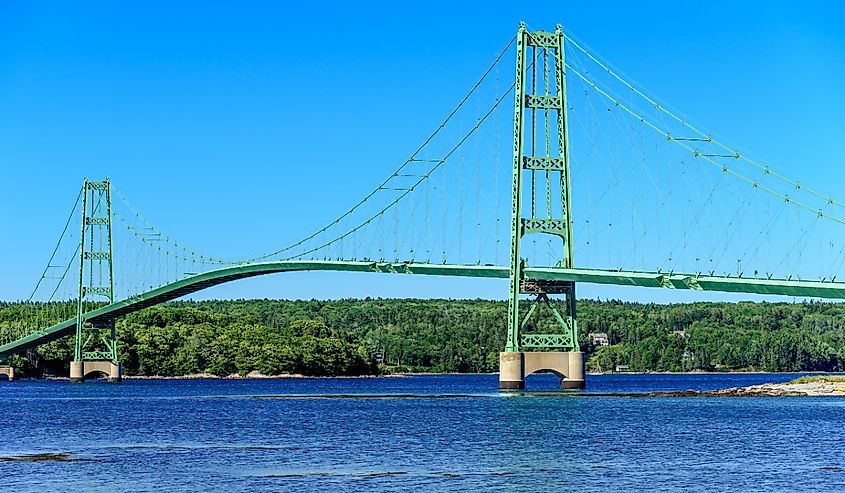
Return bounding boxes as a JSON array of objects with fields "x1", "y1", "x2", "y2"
[
  {"x1": 499, "y1": 23, "x2": 584, "y2": 389},
  {"x1": 70, "y1": 179, "x2": 122, "y2": 383}
]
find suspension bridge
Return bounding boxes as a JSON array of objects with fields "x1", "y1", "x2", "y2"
[{"x1": 2, "y1": 23, "x2": 845, "y2": 388}]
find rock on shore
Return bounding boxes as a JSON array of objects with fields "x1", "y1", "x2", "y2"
[{"x1": 658, "y1": 380, "x2": 845, "y2": 397}]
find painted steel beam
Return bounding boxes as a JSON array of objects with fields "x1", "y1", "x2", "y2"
[{"x1": 5, "y1": 261, "x2": 845, "y2": 358}]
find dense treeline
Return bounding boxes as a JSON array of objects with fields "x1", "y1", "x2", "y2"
[
  {"x1": 581, "y1": 300, "x2": 845, "y2": 372},
  {"x1": 3, "y1": 298, "x2": 845, "y2": 377}
]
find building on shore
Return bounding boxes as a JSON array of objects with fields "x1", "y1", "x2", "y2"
[{"x1": 589, "y1": 332, "x2": 610, "y2": 346}]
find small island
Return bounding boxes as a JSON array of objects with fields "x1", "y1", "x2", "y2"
[{"x1": 659, "y1": 376, "x2": 845, "y2": 397}]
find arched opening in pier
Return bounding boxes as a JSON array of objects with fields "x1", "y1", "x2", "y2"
[
  {"x1": 83, "y1": 370, "x2": 110, "y2": 381},
  {"x1": 524, "y1": 370, "x2": 567, "y2": 390}
]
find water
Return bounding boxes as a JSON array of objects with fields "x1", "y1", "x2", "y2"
[{"x1": 3, "y1": 373, "x2": 845, "y2": 492}]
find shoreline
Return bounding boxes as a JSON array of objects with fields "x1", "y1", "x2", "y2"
[
  {"x1": 17, "y1": 373, "x2": 845, "y2": 396},
  {"x1": 21, "y1": 370, "x2": 845, "y2": 381}
]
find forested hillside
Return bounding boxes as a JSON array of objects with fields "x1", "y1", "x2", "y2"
[{"x1": 3, "y1": 298, "x2": 845, "y2": 377}]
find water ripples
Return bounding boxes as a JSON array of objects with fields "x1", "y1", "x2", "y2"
[{"x1": 3, "y1": 374, "x2": 845, "y2": 492}]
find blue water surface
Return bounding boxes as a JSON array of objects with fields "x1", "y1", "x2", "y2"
[{"x1": 3, "y1": 373, "x2": 844, "y2": 492}]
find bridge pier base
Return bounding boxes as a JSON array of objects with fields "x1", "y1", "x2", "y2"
[
  {"x1": 70, "y1": 360, "x2": 122, "y2": 383},
  {"x1": 499, "y1": 351, "x2": 585, "y2": 390},
  {"x1": 0, "y1": 365, "x2": 14, "y2": 382}
]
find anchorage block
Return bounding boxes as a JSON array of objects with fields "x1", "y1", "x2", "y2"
[{"x1": 0, "y1": 366, "x2": 14, "y2": 382}]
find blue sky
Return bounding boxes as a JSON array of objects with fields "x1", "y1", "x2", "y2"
[{"x1": 2, "y1": 1, "x2": 845, "y2": 302}]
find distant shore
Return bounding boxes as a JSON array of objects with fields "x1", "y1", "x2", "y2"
[{"x1": 24, "y1": 370, "x2": 842, "y2": 381}]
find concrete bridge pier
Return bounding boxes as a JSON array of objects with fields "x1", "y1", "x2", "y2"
[
  {"x1": 0, "y1": 365, "x2": 14, "y2": 382},
  {"x1": 499, "y1": 351, "x2": 585, "y2": 390},
  {"x1": 70, "y1": 361, "x2": 122, "y2": 383}
]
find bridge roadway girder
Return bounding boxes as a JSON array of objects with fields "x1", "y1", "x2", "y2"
[{"x1": 4, "y1": 260, "x2": 845, "y2": 359}]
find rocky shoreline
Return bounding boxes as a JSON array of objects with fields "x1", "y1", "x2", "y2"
[{"x1": 658, "y1": 379, "x2": 845, "y2": 397}]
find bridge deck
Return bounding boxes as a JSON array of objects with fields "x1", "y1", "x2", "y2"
[{"x1": 4, "y1": 260, "x2": 845, "y2": 358}]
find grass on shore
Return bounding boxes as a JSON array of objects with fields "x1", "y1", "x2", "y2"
[{"x1": 787, "y1": 375, "x2": 845, "y2": 385}]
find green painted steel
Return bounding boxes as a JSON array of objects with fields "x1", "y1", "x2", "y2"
[
  {"x1": 6, "y1": 260, "x2": 845, "y2": 360},
  {"x1": 506, "y1": 23, "x2": 527, "y2": 351},
  {"x1": 507, "y1": 24, "x2": 577, "y2": 352},
  {"x1": 75, "y1": 179, "x2": 119, "y2": 365}
]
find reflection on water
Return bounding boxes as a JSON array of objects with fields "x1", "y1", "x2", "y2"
[{"x1": 3, "y1": 373, "x2": 845, "y2": 492}]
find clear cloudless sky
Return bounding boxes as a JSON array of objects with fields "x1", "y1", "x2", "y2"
[{"x1": 2, "y1": 1, "x2": 845, "y2": 302}]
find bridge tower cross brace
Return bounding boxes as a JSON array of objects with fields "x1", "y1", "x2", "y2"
[
  {"x1": 71, "y1": 178, "x2": 121, "y2": 383},
  {"x1": 500, "y1": 23, "x2": 585, "y2": 390}
]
